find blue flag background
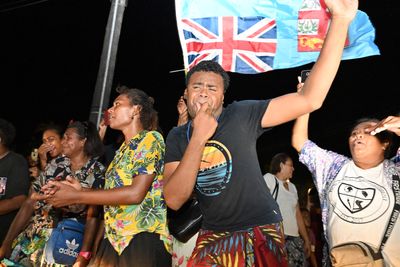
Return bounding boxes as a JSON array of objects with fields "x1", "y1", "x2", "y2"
[{"x1": 175, "y1": 0, "x2": 380, "y2": 74}]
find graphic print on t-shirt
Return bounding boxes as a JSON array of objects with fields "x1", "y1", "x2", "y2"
[
  {"x1": 338, "y1": 183, "x2": 375, "y2": 213},
  {"x1": 328, "y1": 176, "x2": 390, "y2": 224},
  {"x1": 196, "y1": 140, "x2": 232, "y2": 196},
  {"x1": 0, "y1": 177, "x2": 6, "y2": 196}
]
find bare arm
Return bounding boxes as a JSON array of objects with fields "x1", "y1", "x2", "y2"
[
  {"x1": 292, "y1": 113, "x2": 310, "y2": 153},
  {"x1": 91, "y1": 219, "x2": 104, "y2": 257},
  {"x1": 39, "y1": 173, "x2": 155, "y2": 207},
  {"x1": 0, "y1": 196, "x2": 35, "y2": 260},
  {"x1": 163, "y1": 103, "x2": 217, "y2": 210},
  {"x1": 310, "y1": 251, "x2": 318, "y2": 267},
  {"x1": 177, "y1": 96, "x2": 189, "y2": 127},
  {"x1": 262, "y1": 0, "x2": 358, "y2": 128},
  {"x1": 0, "y1": 195, "x2": 26, "y2": 215},
  {"x1": 74, "y1": 205, "x2": 101, "y2": 267},
  {"x1": 296, "y1": 204, "x2": 311, "y2": 257},
  {"x1": 98, "y1": 118, "x2": 108, "y2": 142}
]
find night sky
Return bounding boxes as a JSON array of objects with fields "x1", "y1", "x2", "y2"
[{"x1": 0, "y1": 0, "x2": 399, "y2": 197}]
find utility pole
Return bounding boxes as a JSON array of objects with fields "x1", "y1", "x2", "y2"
[{"x1": 89, "y1": 0, "x2": 128, "y2": 127}]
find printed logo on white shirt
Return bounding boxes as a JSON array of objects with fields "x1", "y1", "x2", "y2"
[{"x1": 329, "y1": 176, "x2": 390, "y2": 224}]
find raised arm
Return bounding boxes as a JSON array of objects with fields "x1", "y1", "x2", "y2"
[
  {"x1": 262, "y1": 0, "x2": 358, "y2": 128},
  {"x1": 177, "y1": 96, "x2": 189, "y2": 127},
  {"x1": 292, "y1": 112, "x2": 310, "y2": 153}
]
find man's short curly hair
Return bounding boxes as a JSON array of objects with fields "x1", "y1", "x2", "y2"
[{"x1": 185, "y1": 60, "x2": 230, "y2": 93}]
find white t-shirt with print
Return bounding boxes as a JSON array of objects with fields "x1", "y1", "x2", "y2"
[{"x1": 327, "y1": 161, "x2": 400, "y2": 266}]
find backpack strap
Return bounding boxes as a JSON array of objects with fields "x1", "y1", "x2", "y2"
[{"x1": 271, "y1": 176, "x2": 279, "y2": 201}]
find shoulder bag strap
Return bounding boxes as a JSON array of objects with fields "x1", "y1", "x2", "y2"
[
  {"x1": 272, "y1": 176, "x2": 279, "y2": 201},
  {"x1": 379, "y1": 174, "x2": 400, "y2": 251}
]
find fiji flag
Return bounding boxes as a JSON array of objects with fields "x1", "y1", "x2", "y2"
[
  {"x1": 175, "y1": 0, "x2": 380, "y2": 74},
  {"x1": 181, "y1": 16, "x2": 277, "y2": 73}
]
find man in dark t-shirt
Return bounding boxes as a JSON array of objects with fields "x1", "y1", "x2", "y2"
[
  {"x1": 0, "y1": 119, "x2": 30, "y2": 245},
  {"x1": 162, "y1": 4, "x2": 358, "y2": 264}
]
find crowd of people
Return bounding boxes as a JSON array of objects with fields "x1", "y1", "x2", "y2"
[{"x1": 1, "y1": 0, "x2": 400, "y2": 266}]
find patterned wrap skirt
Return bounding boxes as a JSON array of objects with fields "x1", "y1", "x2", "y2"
[{"x1": 187, "y1": 222, "x2": 288, "y2": 267}]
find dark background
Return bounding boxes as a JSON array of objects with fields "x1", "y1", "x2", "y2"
[{"x1": 0, "y1": 0, "x2": 398, "y2": 200}]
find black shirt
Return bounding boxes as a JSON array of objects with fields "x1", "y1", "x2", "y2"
[
  {"x1": 0, "y1": 151, "x2": 30, "y2": 244},
  {"x1": 165, "y1": 100, "x2": 282, "y2": 231}
]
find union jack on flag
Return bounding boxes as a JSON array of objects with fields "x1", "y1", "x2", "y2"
[
  {"x1": 175, "y1": 0, "x2": 379, "y2": 75},
  {"x1": 181, "y1": 16, "x2": 277, "y2": 74}
]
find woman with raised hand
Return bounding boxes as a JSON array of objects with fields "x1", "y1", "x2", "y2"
[
  {"x1": 28, "y1": 123, "x2": 64, "y2": 180},
  {"x1": 292, "y1": 85, "x2": 400, "y2": 266},
  {"x1": 0, "y1": 120, "x2": 105, "y2": 267}
]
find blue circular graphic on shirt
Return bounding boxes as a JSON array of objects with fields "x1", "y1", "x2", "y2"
[{"x1": 195, "y1": 140, "x2": 232, "y2": 196}]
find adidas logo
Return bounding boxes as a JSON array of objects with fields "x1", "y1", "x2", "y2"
[
  {"x1": 66, "y1": 239, "x2": 79, "y2": 250},
  {"x1": 58, "y1": 239, "x2": 80, "y2": 258}
]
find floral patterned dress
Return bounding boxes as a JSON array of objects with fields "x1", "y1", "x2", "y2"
[
  {"x1": 103, "y1": 130, "x2": 172, "y2": 255},
  {"x1": 10, "y1": 156, "x2": 105, "y2": 267},
  {"x1": 172, "y1": 233, "x2": 198, "y2": 267}
]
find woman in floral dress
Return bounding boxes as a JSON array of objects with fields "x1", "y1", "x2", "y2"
[{"x1": 40, "y1": 87, "x2": 171, "y2": 267}]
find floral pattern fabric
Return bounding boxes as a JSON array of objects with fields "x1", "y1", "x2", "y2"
[
  {"x1": 10, "y1": 156, "x2": 105, "y2": 266},
  {"x1": 103, "y1": 130, "x2": 171, "y2": 255},
  {"x1": 186, "y1": 223, "x2": 287, "y2": 267},
  {"x1": 172, "y1": 233, "x2": 198, "y2": 267}
]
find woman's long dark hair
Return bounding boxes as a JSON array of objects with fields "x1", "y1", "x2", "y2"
[{"x1": 116, "y1": 86, "x2": 159, "y2": 131}]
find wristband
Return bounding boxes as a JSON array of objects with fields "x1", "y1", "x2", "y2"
[{"x1": 78, "y1": 251, "x2": 92, "y2": 260}]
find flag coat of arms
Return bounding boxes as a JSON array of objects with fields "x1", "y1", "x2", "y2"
[{"x1": 175, "y1": 0, "x2": 380, "y2": 74}]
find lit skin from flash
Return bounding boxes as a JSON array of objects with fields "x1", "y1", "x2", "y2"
[
  {"x1": 39, "y1": 129, "x2": 63, "y2": 164},
  {"x1": 349, "y1": 121, "x2": 386, "y2": 168},
  {"x1": 183, "y1": 71, "x2": 225, "y2": 122},
  {"x1": 280, "y1": 158, "x2": 294, "y2": 181},
  {"x1": 368, "y1": 116, "x2": 400, "y2": 136}
]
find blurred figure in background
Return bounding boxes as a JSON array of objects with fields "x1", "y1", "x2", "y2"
[
  {"x1": 28, "y1": 123, "x2": 64, "y2": 181},
  {"x1": 307, "y1": 186, "x2": 324, "y2": 267},
  {"x1": 0, "y1": 118, "x2": 30, "y2": 245},
  {"x1": 301, "y1": 207, "x2": 318, "y2": 267},
  {"x1": 264, "y1": 153, "x2": 311, "y2": 267},
  {"x1": 0, "y1": 120, "x2": 105, "y2": 267}
]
